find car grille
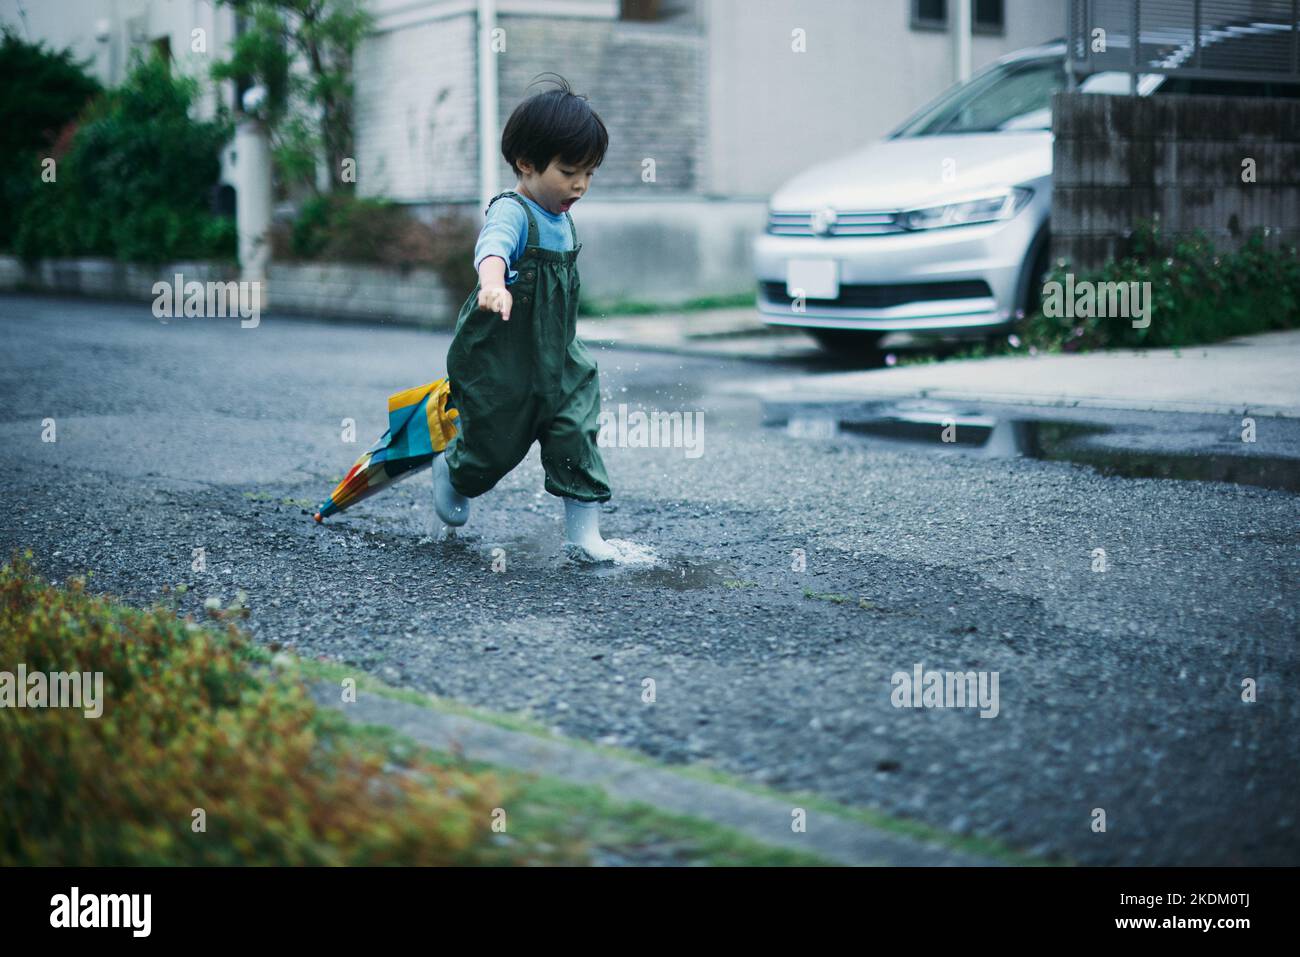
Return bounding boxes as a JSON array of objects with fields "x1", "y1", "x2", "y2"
[
  {"x1": 760, "y1": 280, "x2": 993, "y2": 308},
  {"x1": 767, "y1": 210, "x2": 904, "y2": 236}
]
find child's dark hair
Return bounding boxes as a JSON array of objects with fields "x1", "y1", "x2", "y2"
[{"x1": 501, "y1": 73, "x2": 608, "y2": 176}]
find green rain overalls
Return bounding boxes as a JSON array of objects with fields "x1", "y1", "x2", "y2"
[{"x1": 444, "y1": 190, "x2": 612, "y2": 503}]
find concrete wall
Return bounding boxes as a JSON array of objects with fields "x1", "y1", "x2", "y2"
[
  {"x1": 1052, "y1": 92, "x2": 1300, "y2": 270},
  {"x1": 0, "y1": 257, "x2": 455, "y2": 327},
  {"x1": 560, "y1": 197, "x2": 764, "y2": 302},
  {"x1": 0, "y1": 257, "x2": 237, "y2": 300},
  {"x1": 266, "y1": 262, "x2": 454, "y2": 324}
]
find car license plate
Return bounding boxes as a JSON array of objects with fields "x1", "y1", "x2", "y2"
[{"x1": 786, "y1": 259, "x2": 839, "y2": 300}]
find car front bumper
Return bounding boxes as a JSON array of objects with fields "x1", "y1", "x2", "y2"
[{"x1": 752, "y1": 209, "x2": 1041, "y2": 336}]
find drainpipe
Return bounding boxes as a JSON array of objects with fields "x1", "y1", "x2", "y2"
[
  {"x1": 953, "y1": 0, "x2": 972, "y2": 84},
  {"x1": 477, "y1": 0, "x2": 500, "y2": 213},
  {"x1": 1065, "y1": 0, "x2": 1077, "y2": 91}
]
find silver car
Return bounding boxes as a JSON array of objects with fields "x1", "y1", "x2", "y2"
[{"x1": 753, "y1": 41, "x2": 1099, "y2": 357}]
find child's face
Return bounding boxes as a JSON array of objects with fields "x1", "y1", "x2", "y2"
[{"x1": 516, "y1": 156, "x2": 595, "y2": 215}]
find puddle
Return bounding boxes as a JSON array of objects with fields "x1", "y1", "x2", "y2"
[
  {"x1": 783, "y1": 402, "x2": 995, "y2": 447},
  {"x1": 771, "y1": 405, "x2": 1300, "y2": 493},
  {"x1": 1035, "y1": 438, "x2": 1300, "y2": 493},
  {"x1": 589, "y1": 559, "x2": 737, "y2": 590},
  {"x1": 840, "y1": 413, "x2": 994, "y2": 447},
  {"x1": 450, "y1": 529, "x2": 725, "y2": 583},
  {"x1": 485, "y1": 531, "x2": 736, "y2": 587},
  {"x1": 1014, "y1": 421, "x2": 1300, "y2": 493}
]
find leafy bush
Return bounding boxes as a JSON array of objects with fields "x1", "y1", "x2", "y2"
[
  {"x1": 0, "y1": 28, "x2": 102, "y2": 157},
  {"x1": 0, "y1": 551, "x2": 506, "y2": 865},
  {"x1": 10, "y1": 54, "x2": 235, "y2": 264},
  {"x1": 273, "y1": 194, "x2": 479, "y2": 301},
  {"x1": 0, "y1": 29, "x2": 101, "y2": 252},
  {"x1": 1023, "y1": 224, "x2": 1300, "y2": 352}
]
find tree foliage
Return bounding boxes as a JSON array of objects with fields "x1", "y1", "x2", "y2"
[
  {"x1": 0, "y1": 28, "x2": 101, "y2": 249},
  {"x1": 12, "y1": 54, "x2": 234, "y2": 263},
  {"x1": 211, "y1": 0, "x2": 372, "y2": 194}
]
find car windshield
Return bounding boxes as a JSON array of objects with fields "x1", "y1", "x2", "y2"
[
  {"x1": 894, "y1": 57, "x2": 1066, "y2": 136},
  {"x1": 892, "y1": 56, "x2": 1172, "y2": 137}
]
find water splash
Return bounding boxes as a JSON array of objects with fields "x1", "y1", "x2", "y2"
[
  {"x1": 563, "y1": 538, "x2": 659, "y2": 567},
  {"x1": 604, "y1": 538, "x2": 659, "y2": 566}
]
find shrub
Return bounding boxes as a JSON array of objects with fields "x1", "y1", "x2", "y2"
[
  {"x1": 0, "y1": 28, "x2": 101, "y2": 157},
  {"x1": 0, "y1": 551, "x2": 505, "y2": 865},
  {"x1": 11, "y1": 54, "x2": 235, "y2": 264},
  {"x1": 1023, "y1": 224, "x2": 1300, "y2": 352},
  {"x1": 0, "y1": 28, "x2": 101, "y2": 252},
  {"x1": 274, "y1": 194, "x2": 479, "y2": 302}
]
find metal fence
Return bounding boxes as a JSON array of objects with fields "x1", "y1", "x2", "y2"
[{"x1": 1066, "y1": 0, "x2": 1300, "y2": 89}]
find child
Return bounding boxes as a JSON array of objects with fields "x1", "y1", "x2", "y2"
[{"x1": 431, "y1": 74, "x2": 619, "y2": 562}]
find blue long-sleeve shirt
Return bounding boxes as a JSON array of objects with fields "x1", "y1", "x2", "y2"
[{"x1": 473, "y1": 192, "x2": 574, "y2": 286}]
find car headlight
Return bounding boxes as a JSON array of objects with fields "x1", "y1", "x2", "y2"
[{"x1": 899, "y1": 188, "x2": 1033, "y2": 231}]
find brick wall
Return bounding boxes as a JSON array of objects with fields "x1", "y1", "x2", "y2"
[
  {"x1": 495, "y1": 15, "x2": 706, "y2": 194},
  {"x1": 1052, "y1": 92, "x2": 1300, "y2": 270},
  {"x1": 353, "y1": 11, "x2": 479, "y2": 203}
]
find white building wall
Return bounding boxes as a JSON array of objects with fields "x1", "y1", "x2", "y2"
[
  {"x1": 352, "y1": 0, "x2": 623, "y2": 204},
  {"x1": 0, "y1": 0, "x2": 236, "y2": 119},
  {"x1": 705, "y1": 0, "x2": 1067, "y2": 199}
]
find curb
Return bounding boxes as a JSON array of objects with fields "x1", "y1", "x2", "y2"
[
  {"x1": 580, "y1": 330, "x2": 820, "y2": 362},
  {"x1": 310, "y1": 684, "x2": 1000, "y2": 866},
  {"x1": 732, "y1": 380, "x2": 1300, "y2": 419}
]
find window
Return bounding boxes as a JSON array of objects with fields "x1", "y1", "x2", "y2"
[
  {"x1": 620, "y1": 0, "x2": 660, "y2": 21},
  {"x1": 974, "y1": 0, "x2": 1004, "y2": 35},
  {"x1": 892, "y1": 57, "x2": 1066, "y2": 136},
  {"x1": 911, "y1": 0, "x2": 1005, "y2": 34},
  {"x1": 152, "y1": 36, "x2": 172, "y2": 67},
  {"x1": 911, "y1": 0, "x2": 947, "y2": 31}
]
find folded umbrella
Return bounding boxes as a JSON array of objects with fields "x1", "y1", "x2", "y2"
[{"x1": 313, "y1": 377, "x2": 459, "y2": 522}]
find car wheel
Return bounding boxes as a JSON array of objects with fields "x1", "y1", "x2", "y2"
[
  {"x1": 807, "y1": 329, "x2": 885, "y2": 364},
  {"x1": 1019, "y1": 229, "x2": 1052, "y2": 320}
]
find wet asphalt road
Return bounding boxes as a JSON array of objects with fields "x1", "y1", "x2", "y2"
[{"x1": 2, "y1": 293, "x2": 1297, "y2": 866}]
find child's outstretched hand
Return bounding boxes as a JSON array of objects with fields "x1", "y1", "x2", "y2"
[{"x1": 478, "y1": 285, "x2": 512, "y2": 322}]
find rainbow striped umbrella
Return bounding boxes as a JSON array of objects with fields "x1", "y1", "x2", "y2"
[{"x1": 314, "y1": 377, "x2": 460, "y2": 522}]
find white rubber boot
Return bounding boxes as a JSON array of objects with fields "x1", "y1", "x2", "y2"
[
  {"x1": 431, "y1": 453, "x2": 470, "y2": 527},
  {"x1": 563, "y1": 498, "x2": 619, "y2": 562}
]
